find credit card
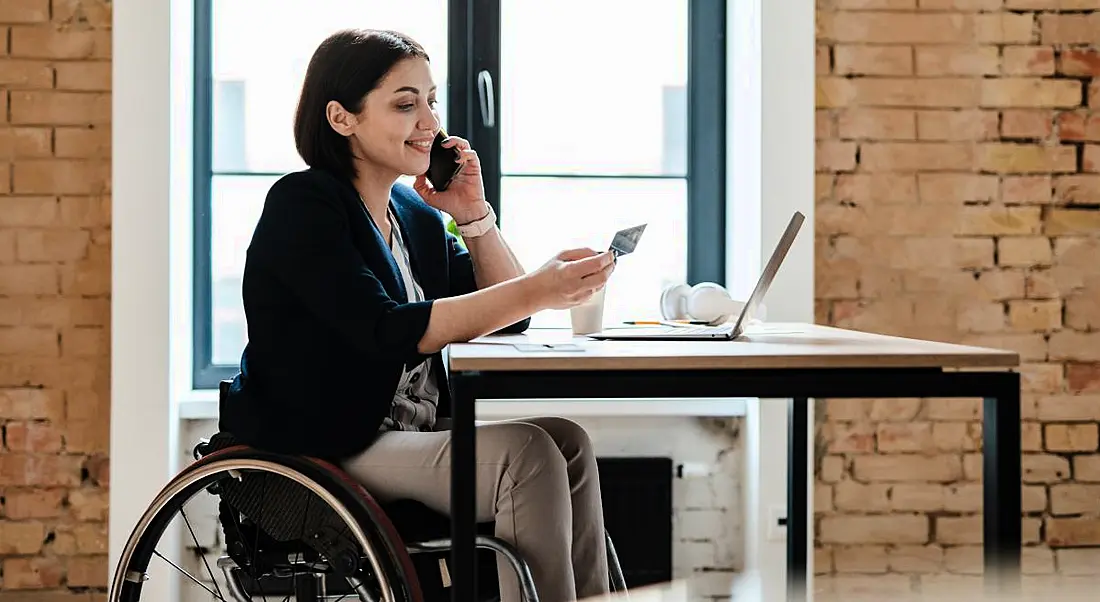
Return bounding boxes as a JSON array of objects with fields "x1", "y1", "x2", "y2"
[{"x1": 609, "y1": 224, "x2": 647, "y2": 258}]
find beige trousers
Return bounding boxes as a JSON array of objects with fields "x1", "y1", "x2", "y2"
[{"x1": 340, "y1": 416, "x2": 611, "y2": 602}]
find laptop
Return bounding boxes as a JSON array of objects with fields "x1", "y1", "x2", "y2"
[{"x1": 587, "y1": 211, "x2": 805, "y2": 341}]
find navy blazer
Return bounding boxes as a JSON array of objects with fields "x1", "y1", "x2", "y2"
[{"x1": 219, "y1": 168, "x2": 530, "y2": 461}]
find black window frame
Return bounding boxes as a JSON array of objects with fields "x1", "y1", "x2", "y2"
[{"x1": 191, "y1": 0, "x2": 727, "y2": 390}]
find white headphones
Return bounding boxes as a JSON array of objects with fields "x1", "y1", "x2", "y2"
[{"x1": 660, "y1": 282, "x2": 763, "y2": 326}]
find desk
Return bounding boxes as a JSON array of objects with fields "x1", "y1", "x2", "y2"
[{"x1": 445, "y1": 323, "x2": 1021, "y2": 602}]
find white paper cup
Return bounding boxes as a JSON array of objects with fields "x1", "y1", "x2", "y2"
[{"x1": 570, "y1": 287, "x2": 607, "y2": 335}]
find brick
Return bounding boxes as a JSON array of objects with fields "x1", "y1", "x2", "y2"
[
  {"x1": 917, "y1": 173, "x2": 997, "y2": 203},
  {"x1": 1050, "y1": 331, "x2": 1100, "y2": 362},
  {"x1": 816, "y1": 46, "x2": 831, "y2": 77},
  {"x1": 817, "y1": 141, "x2": 857, "y2": 171},
  {"x1": 837, "y1": 109, "x2": 915, "y2": 140},
  {"x1": 888, "y1": 545, "x2": 943, "y2": 574},
  {"x1": 825, "y1": 422, "x2": 876, "y2": 453},
  {"x1": 1021, "y1": 362, "x2": 1064, "y2": 394},
  {"x1": 0, "y1": 453, "x2": 84, "y2": 486},
  {"x1": 935, "y1": 516, "x2": 981, "y2": 545},
  {"x1": 981, "y1": 79, "x2": 1081, "y2": 108},
  {"x1": 862, "y1": 142, "x2": 973, "y2": 172},
  {"x1": 833, "y1": 546, "x2": 888, "y2": 573},
  {"x1": 1, "y1": 163, "x2": 9, "y2": 192},
  {"x1": 958, "y1": 206, "x2": 1042, "y2": 235},
  {"x1": 975, "y1": 13, "x2": 1036, "y2": 44},
  {"x1": 1057, "y1": 112, "x2": 1100, "y2": 142},
  {"x1": 820, "y1": 515, "x2": 929, "y2": 545},
  {"x1": 962, "y1": 334, "x2": 1046, "y2": 363},
  {"x1": 54, "y1": 61, "x2": 110, "y2": 91},
  {"x1": 852, "y1": 455, "x2": 962, "y2": 482},
  {"x1": 15, "y1": 228, "x2": 91, "y2": 262},
  {"x1": 980, "y1": 143, "x2": 1076, "y2": 173},
  {"x1": 839, "y1": 0, "x2": 916, "y2": 6},
  {"x1": 916, "y1": 46, "x2": 998, "y2": 76},
  {"x1": 1048, "y1": 518, "x2": 1100, "y2": 547},
  {"x1": 1002, "y1": 110, "x2": 1053, "y2": 140},
  {"x1": 1087, "y1": 145, "x2": 1100, "y2": 172},
  {"x1": 59, "y1": 258, "x2": 109, "y2": 296},
  {"x1": 9, "y1": 91, "x2": 111, "y2": 125},
  {"x1": 1008, "y1": 299, "x2": 1062, "y2": 332},
  {"x1": 0, "y1": 264, "x2": 57, "y2": 294},
  {"x1": 817, "y1": 111, "x2": 834, "y2": 140},
  {"x1": 1037, "y1": 394, "x2": 1100, "y2": 421},
  {"x1": 999, "y1": 237, "x2": 1052, "y2": 267},
  {"x1": 935, "y1": 421, "x2": 981, "y2": 451},
  {"x1": 890, "y1": 484, "x2": 945, "y2": 512},
  {"x1": 4, "y1": 489, "x2": 64, "y2": 522},
  {"x1": 1039, "y1": 13, "x2": 1100, "y2": 45},
  {"x1": 1007, "y1": 0, "x2": 1100, "y2": 7},
  {"x1": 943, "y1": 483, "x2": 982, "y2": 513},
  {"x1": 65, "y1": 555, "x2": 107, "y2": 588},
  {"x1": 0, "y1": 389, "x2": 63, "y2": 421},
  {"x1": 925, "y1": 397, "x2": 983, "y2": 422},
  {"x1": 1060, "y1": 49, "x2": 1100, "y2": 77},
  {"x1": 835, "y1": 481, "x2": 891, "y2": 512},
  {"x1": 870, "y1": 398, "x2": 922, "y2": 421},
  {"x1": 822, "y1": 13, "x2": 974, "y2": 44},
  {"x1": 0, "y1": 520, "x2": 45, "y2": 554},
  {"x1": 68, "y1": 487, "x2": 108, "y2": 521},
  {"x1": 957, "y1": 301, "x2": 1007, "y2": 332},
  {"x1": 59, "y1": 196, "x2": 110, "y2": 226},
  {"x1": 1067, "y1": 363, "x2": 1100, "y2": 393},
  {"x1": 1053, "y1": 175, "x2": 1100, "y2": 204},
  {"x1": 1051, "y1": 484, "x2": 1100, "y2": 515},
  {"x1": 964, "y1": 453, "x2": 983, "y2": 480},
  {"x1": 836, "y1": 174, "x2": 918, "y2": 204},
  {"x1": 876, "y1": 422, "x2": 932, "y2": 453},
  {"x1": 944, "y1": 546, "x2": 982, "y2": 575},
  {"x1": 0, "y1": 197, "x2": 57, "y2": 225},
  {"x1": 819, "y1": 77, "x2": 983, "y2": 109},
  {"x1": 0, "y1": 59, "x2": 53, "y2": 90},
  {"x1": 918, "y1": 110, "x2": 998, "y2": 141},
  {"x1": 1048, "y1": 208, "x2": 1100, "y2": 235},
  {"x1": 1057, "y1": 548, "x2": 1100, "y2": 576},
  {"x1": 1003, "y1": 46, "x2": 1055, "y2": 76},
  {"x1": 820, "y1": 455, "x2": 846, "y2": 483},
  {"x1": 1023, "y1": 453, "x2": 1071, "y2": 483},
  {"x1": 1024, "y1": 484, "x2": 1048, "y2": 513},
  {"x1": 1076, "y1": 455, "x2": 1100, "y2": 481},
  {"x1": 55, "y1": 127, "x2": 110, "y2": 160},
  {"x1": 0, "y1": 127, "x2": 51, "y2": 158},
  {"x1": 0, "y1": 556, "x2": 63, "y2": 589},
  {"x1": 835, "y1": 45, "x2": 912, "y2": 76},
  {"x1": 1047, "y1": 423, "x2": 1099, "y2": 452},
  {"x1": 13, "y1": 160, "x2": 110, "y2": 195},
  {"x1": 10, "y1": 26, "x2": 111, "y2": 59},
  {"x1": 0, "y1": 0, "x2": 49, "y2": 23},
  {"x1": 4, "y1": 420, "x2": 64, "y2": 452}
]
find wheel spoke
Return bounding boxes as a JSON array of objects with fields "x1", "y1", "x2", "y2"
[
  {"x1": 181, "y1": 507, "x2": 226, "y2": 600},
  {"x1": 152, "y1": 549, "x2": 228, "y2": 601}
]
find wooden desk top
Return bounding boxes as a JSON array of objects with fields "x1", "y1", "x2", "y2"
[{"x1": 446, "y1": 323, "x2": 1020, "y2": 372}]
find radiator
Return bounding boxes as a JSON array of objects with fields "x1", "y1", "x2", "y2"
[{"x1": 596, "y1": 456, "x2": 674, "y2": 588}]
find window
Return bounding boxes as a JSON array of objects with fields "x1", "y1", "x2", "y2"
[{"x1": 192, "y1": 0, "x2": 726, "y2": 389}]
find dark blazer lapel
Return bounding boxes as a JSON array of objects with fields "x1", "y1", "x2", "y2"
[
  {"x1": 388, "y1": 192, "x2": 440, "y2": 300},
  {"x1": 346, "y1": 189, "x2": 408, "y2": 303}
]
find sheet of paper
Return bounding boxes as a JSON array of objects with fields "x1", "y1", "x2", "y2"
[{"x1": 513, "y1": 343, "x2": 585, "y2": 352}]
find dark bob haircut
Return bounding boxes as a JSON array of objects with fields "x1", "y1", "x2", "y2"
[{"x1": 293, "y1": 29, "x2": 429, "y2": 181}]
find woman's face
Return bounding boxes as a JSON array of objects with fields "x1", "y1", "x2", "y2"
[{"x1": 334, "y1": 57, "x2": 441, "y2": 178}]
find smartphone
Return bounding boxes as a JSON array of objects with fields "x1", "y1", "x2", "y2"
[{"x1": 425, "y1": 128, "x2": 463, "y2": 191}]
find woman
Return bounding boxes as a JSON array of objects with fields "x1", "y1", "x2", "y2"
[{"x1": 219, "y1": 28, "x2": 614, "y2": 602}]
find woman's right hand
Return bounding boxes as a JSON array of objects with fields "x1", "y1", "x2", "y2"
[{"x1": 527, "y1": 248, "x2": 616, "y2": 311}]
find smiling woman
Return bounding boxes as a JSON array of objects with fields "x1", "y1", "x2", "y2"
[{"x1": 217, "y1": 27, "x2": 621, "y2": 602}]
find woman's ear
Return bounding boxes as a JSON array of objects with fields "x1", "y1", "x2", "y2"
[{"x1": 325, "y1": 100, "x2": 357, "y2": 136}]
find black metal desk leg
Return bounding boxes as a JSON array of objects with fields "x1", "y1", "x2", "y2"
[
  {"x1": 787, "y1": 397, "x2": 809, "y2": 602},
  {"x1": 983, "y1": 372, "x2": 1022, "y2": 595},
  {"x1": 450, "y1": 373, "x2": 477, "y2": 602}
]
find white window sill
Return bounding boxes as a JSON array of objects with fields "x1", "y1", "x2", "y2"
[{"x1": 177, "y1": 389, "x2": 748, "y2": 421}]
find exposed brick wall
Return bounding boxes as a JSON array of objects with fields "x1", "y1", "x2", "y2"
[
  {"x1": 0, "y1": 0, "x2": 112, "y2": 597},
  {"x1": 816, "y1": 0, "x2": 1100, "y2": 596}
]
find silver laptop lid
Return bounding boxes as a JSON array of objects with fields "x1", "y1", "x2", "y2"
[{"x1": 729, "y1": 212, "x2": 805, "y2": 333}]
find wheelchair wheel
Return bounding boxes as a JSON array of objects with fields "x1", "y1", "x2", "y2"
[{"x1": 109, "y1": 445, "x2": 424, "y2": 602}]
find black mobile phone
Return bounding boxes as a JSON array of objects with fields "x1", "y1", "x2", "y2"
[{"x1": 425, "y1": 128, "x2": 463, "y2": 191}]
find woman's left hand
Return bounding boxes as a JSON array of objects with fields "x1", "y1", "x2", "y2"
[{"x1": 413, "y1": 135, "x2": 489, "y2": 224}]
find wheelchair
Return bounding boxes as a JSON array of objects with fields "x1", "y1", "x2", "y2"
[{"x1": 109, "y1": 385, "x2": 629, "y2": 602}]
